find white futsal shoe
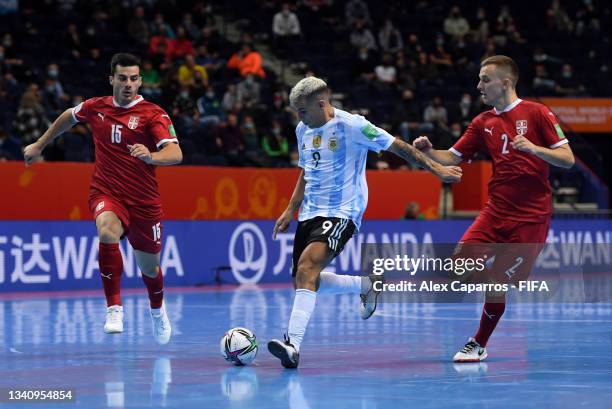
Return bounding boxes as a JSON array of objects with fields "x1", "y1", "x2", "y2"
[
  {"x1": 453, "y1": 337, "x2": 488, "y2": 362},
  {"x1": 104, "y1": 305, "x2": 124, "y2": 334},
  {"x1": 360, "y1": 274, "x2": 384, "y2": 320},
  {"x1": 151, "y1": 304, "x2": 172, "y2": 345}
]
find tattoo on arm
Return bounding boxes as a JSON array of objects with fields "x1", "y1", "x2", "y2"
[{"x1": 389, "y1": 139, "x2": 438, "y2": 171}]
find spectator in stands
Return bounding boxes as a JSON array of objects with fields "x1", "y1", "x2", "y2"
[
  {"x1": 197, "y1": 85, "x2": 224, "y2": 126},
  {"x1": 430, "y1": 41, "x2": 454, "y2": 74},
  {"x1": 395, "y1": 52, "x2": 416, "y2": 91},
  {"x1": 182, "y1": 12, "x2": 201, "y2": 41},
  {"x1": 140, "y1": 60, "x2": 162, "y2": 101},
  {"x1": 378, "y1": 19, "x2": 403, "y2": 55},
  {"x1": 350, "y1": 19, "x2": 377, "y2": 51},
  {"x1": 195, "y1": 44, "x2": 222, "y2": 76},
  {"x1": 237, "y1": 74, "x2": 261, "y2": 107},
  {"x1": 178, "y1": 54, "x2": 209, "y2": 89},
  {"x1": 172, "y1": 86, "x2": 198, "y2": 128},
  {"x1": 14, "y1": 84, "x2": 50, "y2": 145},
  {"x1": 555, "y1": 64, "x2": 586, "y2": 96},
  {"x1": 41, "y1": 64, "x2": 69, "y2": 117},
  {"x1": 227, "y1": 43, "x2": 266, "y2": 79},
  {"x1": 473, "y1": 7, "x2": 490, "y2": 43},
  {"x1": 217, "y1": 112, "x2": 245, "y2": 166},
  {"x1": 168, "y1": 26, "x2": 195, "y2": 61},
  {"x1": 392, "y1": 89, "x2": 429, "y2": 142},
  {"x1": 423, "y1": 96, "x2": 449, "y2": 132},
  {"x1": 262, "y1": 119, "x2": 289, "y2": 166},
  {"x1": 443, "y1": 6, "x2": 470, "y2": 42},
  {"x1": 352, "y1": 47, "x2": 376, "y2": 82},
  {"x1": 453, "y1": 93, "x2": 481, "y2": 127},
  {"x1": 374, "y1": 53, "x2": 397, "y2": 88},
  {"x1": 150, "y1": 12, "x2": 175, "y2": 39},
  {"x1": 532, "y1": 64, "x2": 556, "y2": 95},
  {"x1": 241, "y1": 115, "x2": 265, "y2": 166},
  {"x1": 345, "y1": 0, "x2": 371, "y2": 27},
  {"x1": 405, "y1": 33, "x2": 423, "y2": 60},
  {"x1": 65, "y1": 24, "x2": 83, "y2": 59},
  {"x1": 149, "y1": 24, "x2": 172, "y2": 61},
  {"x1": 415, "y1": 52, "x2": 440, "y2": 87},
  {"x1": 273, "y1": 3, "x2": 301, "y2": 59},
  {"x1": 222, "y1": 83, "x2": 242, "y2": 112},
  {"x1": 128, "y1": 6, "x2": 150, "y2": 47}
]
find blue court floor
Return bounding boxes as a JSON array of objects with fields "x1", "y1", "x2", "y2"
[{"x1": 1, "y1": 286, "x2": 611, "y2": 409}]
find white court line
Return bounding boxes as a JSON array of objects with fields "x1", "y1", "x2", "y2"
[{"x1": 376, "y1": 311, "x2": 612, "y2": 323}]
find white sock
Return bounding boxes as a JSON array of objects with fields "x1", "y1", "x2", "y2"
[
  {"x1": 287, "y1": 289, "x2": 317, "y2": 352},
  {"x1": 317, "y1": 271, "x2": 362, "y2": 294}
]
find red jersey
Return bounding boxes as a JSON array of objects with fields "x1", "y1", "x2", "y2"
[
  {"x1": 451, "y1": 99, "x2": 569, "y2": 222},
  {"x1": 72, "y1": 95, "x2": 178, "y2": 219}
]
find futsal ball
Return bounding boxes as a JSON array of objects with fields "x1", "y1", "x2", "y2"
[{"x1": 220, "y1": 327, "x2": 258, "y2": 366}]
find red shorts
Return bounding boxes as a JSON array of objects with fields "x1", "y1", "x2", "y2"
[
  {"x1": 456, "y1": 210, "x2": 550, "y2": 284},
  {"x1": 89, "y1": 195, "x2": 162, "y2": 254}
]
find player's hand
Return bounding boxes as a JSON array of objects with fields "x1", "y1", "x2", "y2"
[
  {"x1": 23, "y1": 142, "x2": 43, "y2": 167},
  {"x1": 128, "y1": 144, "x2": 153, "y2": 164},
  {"x1": 413, "y1": 136, "x2": 432, "y2": 152},
  {"x1": 436, "y1": 165, "x2": 463, "y2": 183},
  {"x1": 511, "y1": 135, "x2": 538, "y2": 155},
  {"x1": 273, "y1": 209, "x2": 293, "y2": 240}
]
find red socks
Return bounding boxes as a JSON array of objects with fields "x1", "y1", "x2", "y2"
[
  {"x1": 142, "y1": 268, "x2": 164, "y2": 309},
  {"x1": 98, "y1": 243, "x2": 123, "y2": 307},
  {"x1": 474, "y1": 301, "x2": 506, "y2": 346}
]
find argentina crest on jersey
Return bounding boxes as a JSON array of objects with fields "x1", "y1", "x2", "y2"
[
  {"x1": 128, "y1": 116, "x2": 140, "y2": 130},
  {"x1": 516, "y1": 120, "x2": 528, "y2": 135}
]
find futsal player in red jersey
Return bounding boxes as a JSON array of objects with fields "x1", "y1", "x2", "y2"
[
  {"x1": 23, "y1": 53, "x2": 182, "y2": 345},
  {"x1": 413, "y1": 55, "x2": 575, "y2": 362}
]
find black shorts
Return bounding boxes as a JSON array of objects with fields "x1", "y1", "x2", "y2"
[{"x1": 292, "y1": 216, "x2": 356, "y2": 276}]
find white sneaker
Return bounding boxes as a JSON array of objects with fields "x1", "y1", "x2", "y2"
[
  {"x1": 360, "y1": 274, "x2": 384, "y2": 320},
  {"x1": 453, "y1": 337, "x2": 488, "y2": 362},
  {"x1": 151, "y1": 305, "x2": 172, "y2": 345},
  {"x1": 104, "y1": 305, "x2": 124, "y2": 334}
]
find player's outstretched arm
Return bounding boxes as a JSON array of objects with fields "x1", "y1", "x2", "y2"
[
  {"x1": 128, "y1": 142, "x2": 183, "y2": 165},
  {"x1": 388, "y1": 138, "x2": 462, "y2": 183},
  {"x1": 274, "y1": 169, "x2": 305, "y2": 239},
  {"x1": 412, "y1": 136, "x2": 463, "y2": 166},
  {"x1": 511, "y1": 136, "x2": 574, "y2": 169},
  {"x1": 23, "y1": 108, "x2": 77, "y2": 166}
]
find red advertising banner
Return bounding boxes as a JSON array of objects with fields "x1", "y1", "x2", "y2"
[
  {"x1": 537, "y1": 98, "x2": 612, "y2": 133},
  {"x1": 0, "y1": 162, "x2": 442, "y2": 220}
]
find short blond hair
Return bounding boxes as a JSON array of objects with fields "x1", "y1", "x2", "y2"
[
  {"x1": 289, "y1": 76, "x2": 328, "y2": 107},
  {"x1": 481, "y1": 55, "x2": 519, "y2": 87}
]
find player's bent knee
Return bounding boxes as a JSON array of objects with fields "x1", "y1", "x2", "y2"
[
  {"x1": 97, "y1": 225, "x2": 121, "y2": 243},
  {"x1": 295, "y1": 267, "x2": 318, "y2": 290},
  {"x1": 141, "y1": 265, "x2": 160, "y2": 278}
]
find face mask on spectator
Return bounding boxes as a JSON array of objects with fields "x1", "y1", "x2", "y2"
[
  {"x1": 452, "y1": 130, "x2": 462, "y2": 138},
  {"x1": 48, "y1": 70, "x2": 58, "y2": 78},
  {"x1": 180, "y1": 91, "x2": 189, "y2": 98},
  {"x1": 272, "y1": 127, "x2": 281, "y2": 135},
  {"x1": 562, "y1": 71, "x2": 572, "y2": 78},
  {"x1": 206, "y1": 91, "x2": 214, "y2": 98}
]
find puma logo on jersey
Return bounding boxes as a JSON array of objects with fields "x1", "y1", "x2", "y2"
[
  {"x1": 484, "y1": 127, "x2": 494, "y2": 136},
  {"x1": 101, "y1": 272, "x2": 112, "y2": 280},
  {"x1": 97, "y1": 113, "x2": 105, "y2": 121}
]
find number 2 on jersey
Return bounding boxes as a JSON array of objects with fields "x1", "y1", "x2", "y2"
[
  {"x1": 111, "y1": 124, "x2": 123, "y2": 144},
  {"x1": 501, "y1": 133, "x2": 510, "y2": 154}
]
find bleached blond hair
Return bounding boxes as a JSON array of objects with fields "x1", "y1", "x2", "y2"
[{"x1": 289, "y1": 76, "x2": 328, "y2": 107}]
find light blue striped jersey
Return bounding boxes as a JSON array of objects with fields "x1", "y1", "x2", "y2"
[{"x1": 296, "y1": 108, "x2": 395, "y2": 230}]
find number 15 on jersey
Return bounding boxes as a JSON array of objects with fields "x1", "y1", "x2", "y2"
[{"x1": 111, "y1": 124, "x2": 123, "y2": 143}]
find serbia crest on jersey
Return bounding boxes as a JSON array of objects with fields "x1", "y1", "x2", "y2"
[
  {"x1": 72, "y1": 95, "x2": 178, "y2": 219},
  {"x1": 450, "y1": 99, "x2": 569, "y2": 222},
  {"x1": 295, "y1": 108, "x2": 395, "y2": 230}
]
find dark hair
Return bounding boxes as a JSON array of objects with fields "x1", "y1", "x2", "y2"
[
  {"x1": 110, "y1": 53, "x2": 141, "y2": 75},
  {"x1": 481, "y1": 55, "x2": 519, "y2": 87}
]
